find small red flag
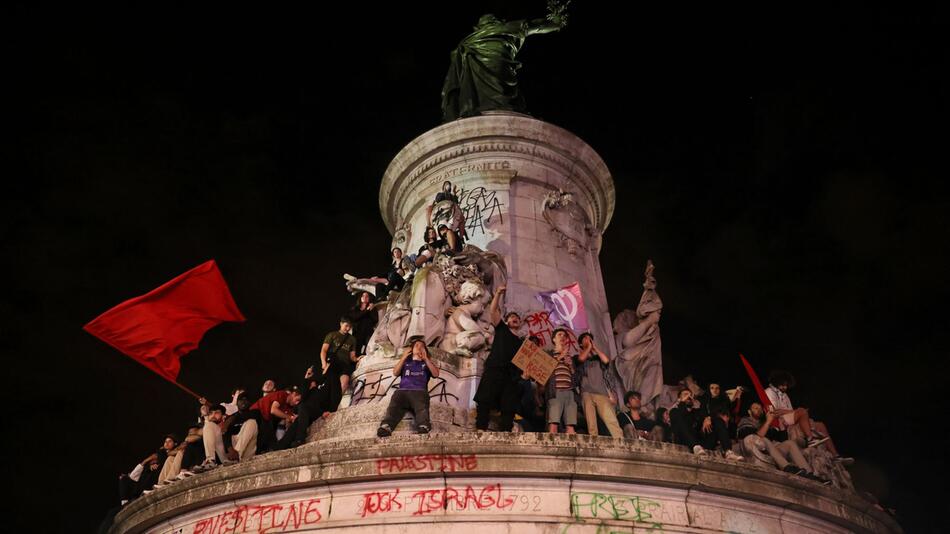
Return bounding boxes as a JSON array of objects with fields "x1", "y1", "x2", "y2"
[
  {"x1": 739, "y1": 353, "x2": 772, "y2": 409},
  {"x1": 84, "y1": 260, "x2": 245, "y2": 383}
]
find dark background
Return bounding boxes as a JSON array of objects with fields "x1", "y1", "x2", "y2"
[{"x1": 7, "y1": 3, "x2": 946, "y2": 532}]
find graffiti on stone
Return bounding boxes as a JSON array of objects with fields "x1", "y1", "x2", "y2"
[
  {"x1": 191, "y1": 499, "x2": 322, "y2": 534},
  {"x1": 456, "y1": 185, "x2": 505, "y2": 237},
  {"x1": 350, "y1": 374, "x2": 459, "y2": 405},
  {"x1": 375, "y1": 454, "x2": 478, "y2": 475},
  {"x1": 570, "y1": 491, "x2": 664, "y2": 530},
  {"x1": 524, "y1": 310, "x2": 578, "y2": 351},
  {"x1": 358, "y1": 483, "x2": 515, "y2": 517}
]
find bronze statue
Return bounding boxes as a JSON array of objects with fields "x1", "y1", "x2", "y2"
[{"x1": 441, "y1": 1, "x2": 569, "y2": 122}]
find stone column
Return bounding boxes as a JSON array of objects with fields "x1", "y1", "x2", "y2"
[
  {"x1": 380, "y1": 112, "x2": 615, "y2": 352},
  {"x1": 309, "y1": 113, "x2": 616, "y2": 440}
]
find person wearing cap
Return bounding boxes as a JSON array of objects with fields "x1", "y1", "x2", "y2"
[
  {"x1": 377, "y1": 336, "x2": 440, "y2": 436},
  {"x1": 320, "y1": 317, "x2": 359, "y2": 408}
]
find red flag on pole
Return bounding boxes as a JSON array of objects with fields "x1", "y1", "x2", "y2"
[
  {"x1": 84, "y1": 260, "x2": 245, "y2": 393},
  {"x1": 738, "y1": 353, "x2": 772, "y2": 409}
]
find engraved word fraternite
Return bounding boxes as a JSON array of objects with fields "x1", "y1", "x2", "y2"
[{"x1": 440, "y1": 2, "x2": 569, "y2": 122}]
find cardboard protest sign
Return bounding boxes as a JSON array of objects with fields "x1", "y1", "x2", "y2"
[{"x1": 511, "y1": 339, "x2": 557, "y2": 385}]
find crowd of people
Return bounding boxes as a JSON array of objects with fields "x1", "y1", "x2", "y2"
[{"x1": 113, "y1": 180, "x2": 852, "y2": 512}]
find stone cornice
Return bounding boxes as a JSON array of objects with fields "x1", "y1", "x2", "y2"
[
  {"x1": 112, "y1": 433, "x2": 899, "y2": 534},
  {"x1": 379, "y1": 114, "x2": 614, "y2": 235}
]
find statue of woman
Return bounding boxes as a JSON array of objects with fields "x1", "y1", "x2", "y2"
[
  {"x1": 441, "y1": 3, "x2": 569, "y2": 122},
  {"x1": 613, "y1": 260, "x2": 664, "y2": 415}
]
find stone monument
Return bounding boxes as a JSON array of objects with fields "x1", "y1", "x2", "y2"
[{"x1": 109, "y1": 11, "x2": 901, "y2": 533}]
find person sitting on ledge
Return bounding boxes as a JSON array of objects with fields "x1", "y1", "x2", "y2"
[
  {"x1": 275, "y1": 363, "x2": 338, "y2": 449},
  {"x1": 356, "y1": 247, "x2": 412, "y2": 302},
  {"x1": 698, "y1": 381, "x2": 741, "y2": 429},
  {"x1": 546, "y1": 328, "x2": 578, "y2": 435},
  {"x1": 618, "y1": 391, "x2": 663, "y2": 441},
  {"x1": 377, "y1": 336, "x2": 440, "y2": 437},
  {"x1": 261, "y1": 378, "x2": 276, "y2": 398},
  {"x1": 222, "y1": 392, "x2": 258, "y2": 462},
  {"x1": 118, "y1": 434, "x2": 175, "y2": 504},
  {"x1": 195, "y1": 403, "x2": 232, "y2": 472},
  {"x1": 695, "y1": 381, "x2": 743, "y2": 461},
  {"x1": 737, "y1": 401, "x2": 830, "y2": 484},
  {"x1": 653, "y1": 407, "x2": 672, "y2": 442},
  {"x1": 438, "y1": 223, "x2": 463, "y2": 254},
  {"x1": 765, "y1": 370, "x2": 831, "y2": 450},
  {"x1": 249, "y1": 386, "x2": 303, "y2": 452},
  {"x1": 415, "y1": 226, "x2": 445, "y2": 268},
  {"x1": 669, "y1": 388, "x2": 708, "y2": 456}
]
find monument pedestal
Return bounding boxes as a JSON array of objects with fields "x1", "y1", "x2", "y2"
[
  {"x1": 109, "y1": 115, "x2": 900, "y2": 533},
  {"x1": 110, "y1": 433, "x2": 900, "y2": 534}
]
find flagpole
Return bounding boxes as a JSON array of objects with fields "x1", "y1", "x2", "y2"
[{"x1": 168, "y1": 379, "x2": 203, "y2": 400}]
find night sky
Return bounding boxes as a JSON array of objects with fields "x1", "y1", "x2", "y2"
[{"x1": 8, "y1": 3, "x2": 946, "y2": 532}]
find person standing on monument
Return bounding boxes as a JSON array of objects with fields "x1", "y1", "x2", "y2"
[
  {"x1": 577, "y1": 332, "x2": 623, "y2": 437},
  {"x1": 546, "y1": 328, "x2": 578, "y2": 434},
  {"x1": 346, "y1": 291, "x2": 377, "y2": 356},
  {"x1": 427, "y1": 181, "x2": 468, "y2": 249},
  {"x1": 377, "y1": 337, "x2": 440, "y2": 436},
  {"x1": 320, "y1": 317, "x2": 359, "y2": 407},
  {"x1": 473, "y1": 285, "x2": 524, "y2": 431}
]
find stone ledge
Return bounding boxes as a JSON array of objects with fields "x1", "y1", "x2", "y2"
[{"x1": 111, "y1": 433, "x2": 900, "y2": 533}]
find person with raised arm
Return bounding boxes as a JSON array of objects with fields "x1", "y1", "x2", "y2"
[{"x1": 377, "y1": 336, "x2": 440, "y2": 436}]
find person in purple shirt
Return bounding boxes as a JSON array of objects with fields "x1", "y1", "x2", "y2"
[{"x1": 377, "y1": 337, "x2": 441, "y2": 436}]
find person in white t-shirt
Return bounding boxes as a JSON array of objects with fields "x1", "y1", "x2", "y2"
[{"x1": 765, "y1": 370, "x2": 836, "y2": 451}]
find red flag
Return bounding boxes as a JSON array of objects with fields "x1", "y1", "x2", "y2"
[
  {"x1": 738, "y1": 353, "x2": 772, "y2": 409},
  {"x1": 84, "y1": 260, "x2": 245, "y2": 384}
]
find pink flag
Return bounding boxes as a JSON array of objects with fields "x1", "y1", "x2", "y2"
[{"x1": 536, "y1": 282, "x2": 588, "y2": 332}]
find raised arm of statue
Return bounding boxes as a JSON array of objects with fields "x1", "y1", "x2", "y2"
[{"x1": 528, "y1": 0, "x2": 570, "y2": 34}]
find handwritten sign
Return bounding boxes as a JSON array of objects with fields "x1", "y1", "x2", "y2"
[{"x1": 511, "y1": 339, "x2": 557, "y2": 385}]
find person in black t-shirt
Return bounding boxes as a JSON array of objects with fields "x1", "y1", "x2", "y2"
[
  {"x1": 473, "y1": 285, "x2": 523, "y2": 431},
  {"x1": 346, "y1": 291, "x2": 378, "y2": 356},
  {"x1": 415, "y1": 226, "x2": 446, "y2": 268},
  {"x1": 222, "y1": 393, "x2": 258, "y2": 461},
  {"x1": 618, "y1": 390, "x2": 661, "y2": 440}
]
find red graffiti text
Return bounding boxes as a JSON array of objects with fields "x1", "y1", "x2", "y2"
[
  {"x1": 192, "y1": 499, "x2": 322, "y2": 534},
  {"x1": 375, "y1": 454, "x2": 478, "y2": 475}
]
